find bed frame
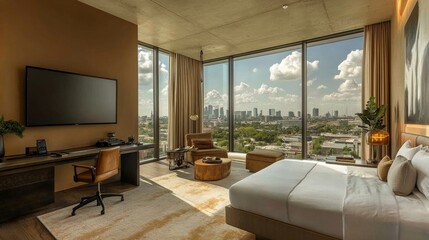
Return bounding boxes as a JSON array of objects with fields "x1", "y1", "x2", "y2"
[{"x1": 225, "y1": 132, "x2": 429, "y2": 240}]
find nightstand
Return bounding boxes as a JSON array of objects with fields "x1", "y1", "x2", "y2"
[{"x1": 325, "y1": 159, "x2": 377, "y2": 168}]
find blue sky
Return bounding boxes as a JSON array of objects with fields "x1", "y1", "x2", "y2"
[{"x1": 204, "y1": 36, "x2": 363, "y2": 117}]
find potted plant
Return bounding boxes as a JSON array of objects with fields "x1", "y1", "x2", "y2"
[
  {"x1": 0, "y1": 116, "x2": 25, "y2": 158},
  {"x1": 356, "y1": 96, "x2": 388, "y2": 162},
  {"x1": 356, "y1": 96, "x2": 387, "y2": 132}
]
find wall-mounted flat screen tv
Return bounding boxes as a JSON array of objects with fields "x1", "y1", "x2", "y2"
[{"x1": 26, "y1": 66, "x2": 117, "y2": 126}]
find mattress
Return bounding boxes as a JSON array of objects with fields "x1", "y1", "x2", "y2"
[{"x1": 229, "y1": 159, "x2": 429, "y2": 240}]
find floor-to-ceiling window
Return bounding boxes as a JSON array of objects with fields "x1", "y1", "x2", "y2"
[
  {"x1": 138, "y1": 45, "x2": 169, "y2": 160},
  {"x1": 307, "y1": 34, "x2": 364, "y2": 160},
  {"x1": 203, "y1": 60, "x2": 229, "y2": 150},
  {"x1": 138, "y1": 45, "x2": 155, "y2": 159},
  {"x1": 159, "y1": 51, "x2": 169, "y2": 156},
  {"x1": 203, "y1": 31, "x2": 363, "y2": 160},
  {"x1": 233, "y1": 48, "x2": 302, "y2": 159}
]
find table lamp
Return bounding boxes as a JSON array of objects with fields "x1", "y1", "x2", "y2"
[{"x1": 366, "y1": 129, "x2": 389, "y2": 163}]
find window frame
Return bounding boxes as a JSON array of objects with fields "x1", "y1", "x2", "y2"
[{"x1": 203, "y1": 29, "x2": 364, "y2": 158}]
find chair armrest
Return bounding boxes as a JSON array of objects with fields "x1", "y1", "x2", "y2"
[{"x1": 72, "y1": 164, "x2": 96, "y2": 182}]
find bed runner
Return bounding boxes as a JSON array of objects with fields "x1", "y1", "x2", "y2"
[{"x1": 343, "y1": 173, "x2": 399, "y2": 240}]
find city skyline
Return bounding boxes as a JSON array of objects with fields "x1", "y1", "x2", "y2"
[
  {"x1": 203, "y1": 104, "x2": 354, "y2": 120},
  {"x1": 204, "y1": 36, "x2": 363, "y2": 117}
]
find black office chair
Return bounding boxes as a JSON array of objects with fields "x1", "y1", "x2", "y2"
[{"x1": 71, "y1": 147, "x2": 124, "y2": 216}]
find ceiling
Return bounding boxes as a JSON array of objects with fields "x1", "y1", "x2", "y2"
[{"x1": 79, "y1": 0, "x2": 393, "y2": 61}]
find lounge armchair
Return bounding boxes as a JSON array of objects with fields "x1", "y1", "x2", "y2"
[{"x1": 185, "y1": 133, "x2": 228, "y2": 164}]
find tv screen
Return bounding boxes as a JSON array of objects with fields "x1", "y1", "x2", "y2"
[{"x1": 26, "y1": 66, "x2": 117, "y2": 126}]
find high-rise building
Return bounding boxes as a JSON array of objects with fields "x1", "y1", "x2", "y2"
[
  {"x1": 276, "y1": 111, "x2": 282, "y2": 117},
  {"x1": 253, "y1": 108, "x2": 258, "y2": 117},
  {"x1": 288, "y1": 111, "x2": 294, "y2": 117},
  {"x1": 260, "y1": 110, "x2": 263, "y2": 116},
  {"x1": 312, "y1": 108, "x2": 319, "y2": 117},
  {"x1": 334, "y1": 110, "x2": 338, "y2": 117},
  {"x1": 214, "y1": 108, "x2": 219, "y2": 118},
  {"x1": 208, "y1": 105, "x2": 213, "y2": 116},
  {"x1": 241, "y1": 111, "x2": 246, "y2": 120},
  {"x1": 325, "y1": 111, "x2": 331, "y2": 118},
  {"x1": 269, "y1": 108, "x2": 275, "y2": 116},
  {"x1": 298, "y1": 111, "x2": 301, "y2": 118},
  {"x1": 220, "y1": 107, "x2": 224, "y2": 118},
  {"x1": 246, "y1": 111, "x2": 252, "y2": 118}
]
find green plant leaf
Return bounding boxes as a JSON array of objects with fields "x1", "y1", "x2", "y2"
[{"x1": 0, "y1": 115, "x2": 25, "y2": 137}]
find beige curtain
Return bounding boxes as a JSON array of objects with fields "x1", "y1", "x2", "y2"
[
  {"x1": 362, "y1": 21, "x2": 391, "y2": 160},
  {"x1": 168, "y1": 53, "x2": 202, "y2": 149}
]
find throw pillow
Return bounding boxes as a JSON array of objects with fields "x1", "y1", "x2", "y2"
[
  {"x1": 192, "y1": 139, "x2": 214, "y2": 149},
  {"x1": 411, "y1": 150, "x2": 429, "y2": 200},
  {"x1": 377, "y1": 155, "x2": 393, "y2": 181},
  {"x1": 395, "y1": 140, "x2": 422, "y2": 160},
  {"x1": 387, "y1": 155, "x2": 417, "y2": 196}
]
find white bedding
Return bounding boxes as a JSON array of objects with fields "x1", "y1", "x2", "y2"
[{"x1": 229, "y1": 159, "x2": 429, "y2": 240}]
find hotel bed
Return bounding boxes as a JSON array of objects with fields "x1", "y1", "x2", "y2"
[{"x1": 225, "y1": 133, "x2": 429, "y2": 240}]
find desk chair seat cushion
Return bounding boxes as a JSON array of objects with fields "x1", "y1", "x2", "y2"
[{"x1": 75, "y1": 169, "x2": 119, "y2": 183}]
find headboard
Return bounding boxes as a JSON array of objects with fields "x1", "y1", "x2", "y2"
[{"x1": 401, "y1": 132, "x2": 429, "y2": 147}]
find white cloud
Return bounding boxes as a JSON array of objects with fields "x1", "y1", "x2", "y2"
[
  {"x1": 256, "y1": 84, "x2": 284, "y2": 94},
  {"x1": 269, "y1": 94, "x2": 299, "y2": 103},
  {"x1": 269, "y1": 51, "x2": 319, "y2": 81},
  {"x1": 205, "y1": 89, "x2": 228, "y2": 106},
  {"x1": 148, "y1": 89, "x2": 153, "y2": 93},
  {"x1": 323, "y1": 80, "x2": 361, "y2": 102},
  {"x1": 307, "y1": 79, "x2": 316, "y2": 86},
  {"x1": 159, "y1": 62, "x2": 169, "y2": 83},
  {"x1": 252, "y1": 68, "x2": 258, "y2": 73},
  {"x1": 234, "y1": 82, "x2": 256, "y2": 104},
  {"x1": 138, "y1": 50, "x2": 153, "y2": 85},
  {"x1": 317, "y1": 85, "x2": 327, "y2": 90},
  {"x1": 234, "y1": 82, "x2": 251, "y2": 93},
  {"x1": 334, "y1": 49, "x2": 363, "y2": 80},
  {"x1": 161, "y1": 85, "x2": 168, "y2": 96}
]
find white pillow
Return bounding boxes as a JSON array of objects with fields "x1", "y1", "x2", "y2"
[
  {"x1": 396, "y1": 140, "x2": 422, "y2": 160},
  {"x1": 411, "y1": 150, "x2": 429, "y2": 200}
]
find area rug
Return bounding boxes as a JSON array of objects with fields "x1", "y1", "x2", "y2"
[{"x1": 38, "y1": 161, "x2": 254, "y2": 240}]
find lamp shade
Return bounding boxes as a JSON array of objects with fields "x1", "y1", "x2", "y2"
[
  {"x1": 366, "y1": 129, "x2": 389, "y2": 145},
  {"x1": 189, "y1": 114, "x2": 199, "y2": 121}
]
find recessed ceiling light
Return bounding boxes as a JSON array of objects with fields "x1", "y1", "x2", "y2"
[{"x1": 282, "y1": 4, "x2": 288, "y2": 10}]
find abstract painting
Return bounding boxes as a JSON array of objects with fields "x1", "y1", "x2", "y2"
[{"x1": 404, "y1": 0, "x2": 429, "y2": 124}]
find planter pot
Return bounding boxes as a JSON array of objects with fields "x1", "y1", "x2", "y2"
[{"x1": 0, "y1": 135, "x2": 4, "y2": 158}]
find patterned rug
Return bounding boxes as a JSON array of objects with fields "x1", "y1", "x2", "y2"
[{"x1": 38, "y1": 161, "x2": 254, "y2": 240}]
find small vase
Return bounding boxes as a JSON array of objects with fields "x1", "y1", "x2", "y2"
[{"x1": 0, "y1": 134, "x2": 4, "y2": 158}]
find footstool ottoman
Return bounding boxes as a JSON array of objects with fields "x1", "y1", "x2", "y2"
[{"x1": 246, "y1": 149, "x2": 285, "y2": 172}]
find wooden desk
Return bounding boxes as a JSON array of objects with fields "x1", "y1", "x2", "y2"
[{"x1": 0, "y1": 143, "x2": 153, "y2": 222}]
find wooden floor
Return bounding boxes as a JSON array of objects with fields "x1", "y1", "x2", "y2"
[{"x1": 0, "y1": 161, "x2": 172, "y2": 239}]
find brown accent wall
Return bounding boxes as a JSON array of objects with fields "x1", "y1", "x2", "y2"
[
  {"x1": 0, "y1": 0, "x2": 137, "y2": 190},
  {"x1": 390, "y1": 0, "x2": 427, "y2": 155}
]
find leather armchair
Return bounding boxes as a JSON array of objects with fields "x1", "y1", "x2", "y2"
[
  {"x1": 185, "y1": 133, "x2": 228, "y2": 164},
  {"x1": 71, "y1": 147, "x2": 124, "y2": 216}
]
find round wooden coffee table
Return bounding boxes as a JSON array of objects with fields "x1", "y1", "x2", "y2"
[{"x1": 194, "y1": 158, "x2": 231, "y2": 181}]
